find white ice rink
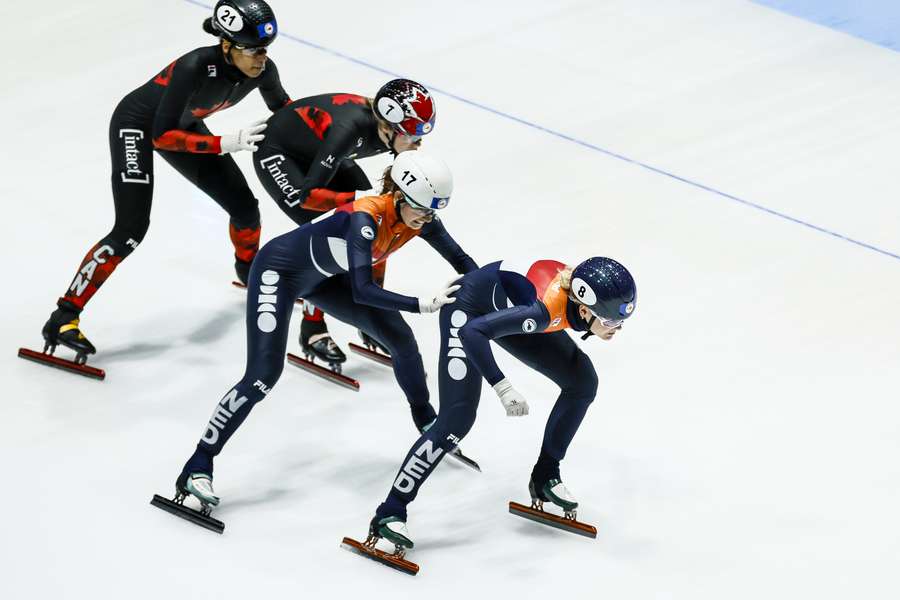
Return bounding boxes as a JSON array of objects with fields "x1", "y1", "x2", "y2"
[{"x1": 3, "y1": 1, "x2": 899, "y2": 597}]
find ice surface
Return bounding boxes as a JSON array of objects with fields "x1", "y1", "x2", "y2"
[{"x1": 2, "y1": 1, "x2": 899, "y2": 598}]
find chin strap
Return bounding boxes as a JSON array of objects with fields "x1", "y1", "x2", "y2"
[{"x1": 580, "y1": 315, "x2": 596, "y2": 340}]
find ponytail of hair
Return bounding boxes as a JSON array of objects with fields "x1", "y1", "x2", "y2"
[
  {"x1": 559, "y1": 266, "x2": 574, "y2": 292},
  {"x1": 380, "y1": 165, "x2": 401, "y2": 195},
  {"x1": 202, "y1": 17, "x2": 220, "y2": 37}
]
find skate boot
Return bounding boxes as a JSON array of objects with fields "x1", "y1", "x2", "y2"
[
  {"x1": 509, "y1": 476, "x2": 597, "y2": 538},
  {"x1": 530, "y1": 477, "x2": 578, "y2": 514},
  {"x1": 300, "y1": 318, "x2": 347, "y2": 372},
  {"x1": 348, "y1": 329, "x2": 394, "y2": 366},
  {"x1": 286, "y1": 317, "x2": 358, "y2": 390},
  {"x1": 359, "y1": 330, "x2": 389, "y2": 355},
  {"x1": 370, "y1": 515, "x2": 414, "y2": 549},
  {"x1": 341, "y1": 515, "x2": 419, "y2": 575},
  {"x1": 150, "y1": 471, "x2": 224, "y2": 533},
  {"x1": 179, "y1": 472, "x2": 221, "y2": 509},
  {"x1": 41, "y1": 305, "x2": 96, "y2": 365}
]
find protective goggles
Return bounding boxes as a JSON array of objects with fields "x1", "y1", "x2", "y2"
[
  {"x1": 402, "y1": 195, "x2": 436, "y2": 217},
  {"x1": 580, "y1": 313, "x2": 623, "y2": 340},
  {"x1": 233, "y1": 44, "x2": 268, "y2": 56}
]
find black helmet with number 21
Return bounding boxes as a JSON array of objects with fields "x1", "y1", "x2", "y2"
[{"x1": 203, "y1": 0, "x2": 278, "y2": 48}]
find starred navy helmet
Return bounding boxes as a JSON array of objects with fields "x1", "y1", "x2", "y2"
[
  {"x1": 204, "y1": 0, "x2": 278, "y2": 48},
  {"x1": 570, "y1": 257, "x2": 636, "y2": 322}
]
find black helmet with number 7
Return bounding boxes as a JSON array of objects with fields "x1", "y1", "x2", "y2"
[
  {"x1": 570, "y1": 257, "x2": 636, "y2": 322},
  {"x1": 375, "y1": 79, "x2": 436, "y2": 137},
  {"x1": 203, "y1": 0, "x2": 278, "y2": 48}
]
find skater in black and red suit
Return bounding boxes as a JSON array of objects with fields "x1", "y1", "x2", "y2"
[
  {"x1": 252, "y1": 79, "x2": 437, "y2": 366},
  {"x1": 36, "y1": 0, "x2": 290, "y2": 365}
]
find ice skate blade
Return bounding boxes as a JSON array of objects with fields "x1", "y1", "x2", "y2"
[
  {"x1": 150, "y1": 494, "x2": 224, "y2": 534},
  {"x1": 233, "y1": 281, "x2": 303, "y2": 305},
  {"x1": 447, "y1": 448, "x2": 482, "y2": 472},
  {"x1": 348, "y1": 342, "x2": 393, "y2": 367},
  {"x1": 340, "y1": 537, "x2": 418, "y2": 576},
  {"x1": 17, "y1": 347, "x2": 105, "y2": 380},
  {"x1": 508, "y1": 501, "x2": 597, "y2": 538},
  {"x1": 286, "y1": 353, "x2": 360, "y2": 391}
]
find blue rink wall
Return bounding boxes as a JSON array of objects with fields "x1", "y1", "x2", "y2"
[{"x1": 753, "y1": 0, "x2": 900, "y2": 51}]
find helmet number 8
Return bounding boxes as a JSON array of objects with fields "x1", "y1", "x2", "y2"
[{"x1": 577, "y1": 285, "x2": 586, "y2": 299}]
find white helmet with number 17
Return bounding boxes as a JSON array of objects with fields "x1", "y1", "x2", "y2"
[{"x1": 390, "y1": 151, "x2": 453, "y2": 211}]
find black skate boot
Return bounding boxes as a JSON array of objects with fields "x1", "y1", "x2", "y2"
[
  {"x1": 299, "y1": 318, "x2": 347, "y2": 371},
  {"x1": 19, "y1": 302, "x2": 104, "y2": 378},
  {"x1": 41, "y1": 303, "x2": 96, "y2": 364},
  {"x1": 359, "y1": 330, "x2": 389, "y2": 354},
  {"x1": 286, "y1": 317, "x2": 358, "y2": 390},
  {"x1": 348, "y1": 329, "x2": 393, "y2": 367}
]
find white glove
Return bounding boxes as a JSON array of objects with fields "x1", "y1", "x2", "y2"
[
  {"x1": 493, "y1": 378, "x2": 529, "y2": 417},
  {"x1": 219, "y1": 118, "x2": 267, "y2": 154},
  {"x1": 418, "y1": 278, "x2": 461, "y2": 314}
]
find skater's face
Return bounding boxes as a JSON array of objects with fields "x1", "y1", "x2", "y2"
[
  {"x1": 223, "y1": 41, "x2": 268, "y2": 78},
  {"x1": 578, "y1": 304, "x2": 622, "y2": 341},
  {"x1": 396, "y1": 192, "x2": 434, "y2": 229}
]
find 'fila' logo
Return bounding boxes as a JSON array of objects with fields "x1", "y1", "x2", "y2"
[
  {"x1": 393, "y1": 439, "x2": 444, "y2": 493},
  {"x1": 446, "y1": 310, "x2": 468, "y2": 381},
  {"x1": 257, "y1": 270, "x2": 280, "y2": 333}
]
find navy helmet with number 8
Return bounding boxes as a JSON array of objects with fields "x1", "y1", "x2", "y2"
[{"x1": 570, "y1": 257, "x2": 636, "y2": 324}]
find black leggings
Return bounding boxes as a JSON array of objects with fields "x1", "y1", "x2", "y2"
[{"x1": 60, "y1": 109, "x2": 259, "y2": 310}]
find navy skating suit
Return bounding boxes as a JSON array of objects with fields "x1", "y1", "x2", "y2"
[
  {"x1": 375, "y1": 259, "x2": 599, "y2": 520},
  {"x1": 181, "y1": 193, "x2": 476, "y2": 477}
]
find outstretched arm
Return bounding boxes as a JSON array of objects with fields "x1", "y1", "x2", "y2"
[
  {"x1": 420, "y1": 218, "x2": 478, "y2": 274},
  {"x1": 346, "y1": 212, "x2": 421, "y2": 312}
]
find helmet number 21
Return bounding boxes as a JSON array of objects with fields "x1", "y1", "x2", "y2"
[{"x1": 216, "y1": 6, "x2": 244, "y2": 32}]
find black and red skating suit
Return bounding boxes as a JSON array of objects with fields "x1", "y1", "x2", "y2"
[
  {"x1": 120, "y1": 45, "x2": 289, "y2": 153},
  {"x1": 57, "y1": 45, "x2": 289, "y2": 313},
  {"x1": 253, "y1": 93, "x2": 391, "y2": 224}
]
